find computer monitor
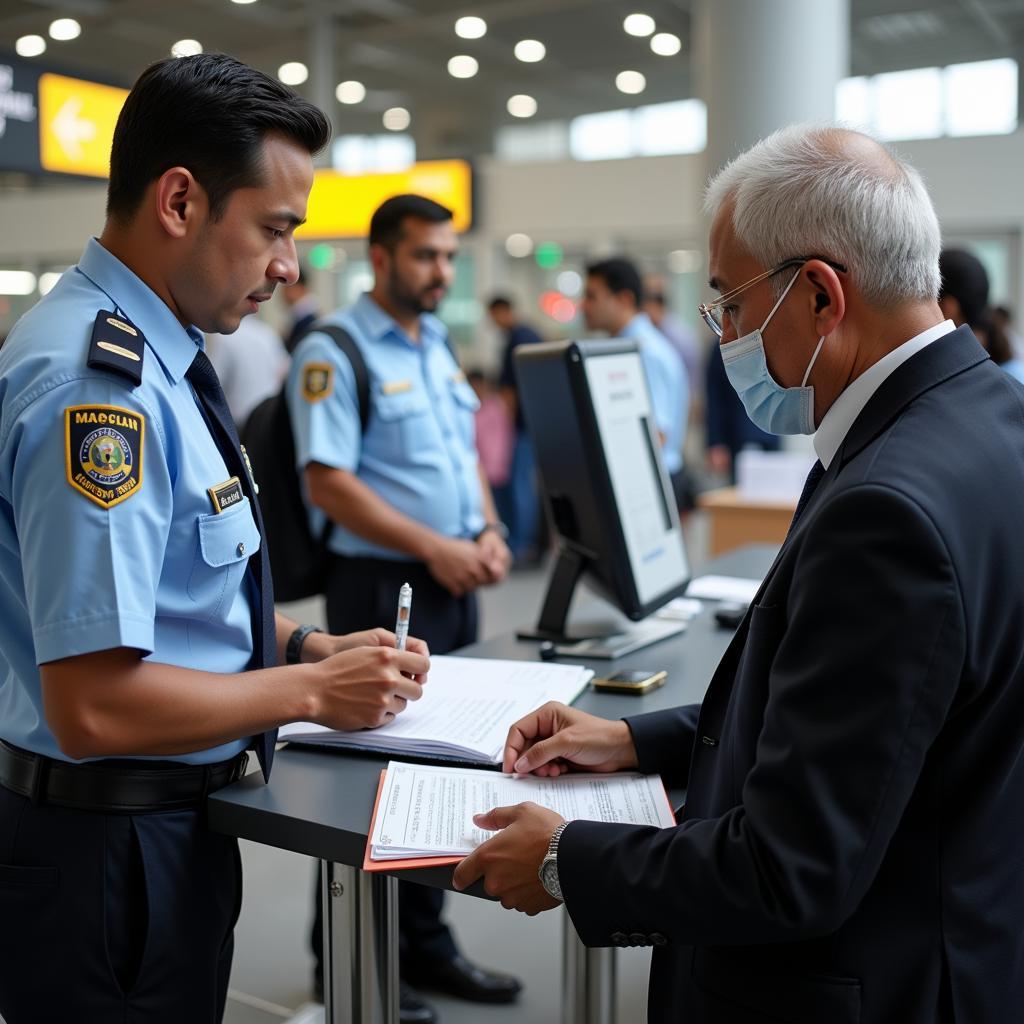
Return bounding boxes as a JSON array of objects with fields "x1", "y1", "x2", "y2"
[{"x1": 514, "y1": 338, "x2": 690, "y2": 654}]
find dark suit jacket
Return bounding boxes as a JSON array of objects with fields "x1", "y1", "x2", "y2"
[{"x1": 561, "y1": 327, "x2": 1024, "y2": 1023}]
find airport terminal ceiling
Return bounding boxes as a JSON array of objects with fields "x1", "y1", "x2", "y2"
[{"x1": 0, "y1": 0, "x2": 1023, "y2": 157}]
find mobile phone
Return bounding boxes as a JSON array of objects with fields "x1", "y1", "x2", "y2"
[{"x1": 592, "y1": 669, "x2": 667, "y2": 695}]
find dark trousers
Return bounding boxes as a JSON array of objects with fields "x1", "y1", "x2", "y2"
[
  {"x1": 0, "y1": 784, "x2": 241, "y2": 1024},
  {"x1": 311, "y1": 555, "x2": 478, "y2": 975}
]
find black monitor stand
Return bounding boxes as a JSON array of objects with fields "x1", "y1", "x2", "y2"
[{"x1": 517, "y1": 544, "x2": 640, "y2": 643}]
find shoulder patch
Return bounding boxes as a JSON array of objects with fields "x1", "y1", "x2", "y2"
[
  {"x1": 302, "y1": 362, "x2": 334, "y2": 403},
  {"x1": 65, "y1": 404, "x2": 145, "y2": 509},
  {"x1": 87, "y1": 310, "x2": 145, "y2": 386}
]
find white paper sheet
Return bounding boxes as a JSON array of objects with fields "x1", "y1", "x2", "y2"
[
  {"x1": 685, "y1": 574, "x2": 762, "y2": 604},
  {"x1": 279, "y1": 656, "x2": 593, "y2": 763},
  {"x1": 370, "y1": 760, "x2": 676, "y2": 859}
]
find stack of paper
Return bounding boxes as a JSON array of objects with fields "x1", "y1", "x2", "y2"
[
  {"x1": 685, "y1": 574, "x2": 762, "y2": 604},
  {"x1": 366, "y1": 761, "x2": 676, "y2": 868},
  {"x1": 279, "y1": 656, "x2": 593, "y2": 765}
]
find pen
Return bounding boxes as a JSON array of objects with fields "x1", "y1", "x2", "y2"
[{"x1": 394, "y1": 582, "x2": 412, "y2": 651}]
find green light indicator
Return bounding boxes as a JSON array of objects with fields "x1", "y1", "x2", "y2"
[
  {"x1": 308, "y1": 243, "x2": 335, "y2": 270},
  {"x1": 535, "y1": 242, "x2": 563, "y2": 270}
]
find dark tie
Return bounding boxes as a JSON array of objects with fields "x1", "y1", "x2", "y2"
[
  {"x1": 187, "y1": 349, "x2": 278, "y2": 781},
  {"x1": 787, "y1": 459, "x2": 826, "y2": 538}
]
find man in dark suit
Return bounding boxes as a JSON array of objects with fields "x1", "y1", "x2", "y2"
[{"x1": 454, "y1": 124, "x2": 1024, "y2": 1023}]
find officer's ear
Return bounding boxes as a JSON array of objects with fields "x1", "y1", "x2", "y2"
[
  {"x1": 154, "y1": 166, "x2": 201, "y2": 240},
  {"x1": 369, "y1": 241, "x2": 392, "y2": 279}
]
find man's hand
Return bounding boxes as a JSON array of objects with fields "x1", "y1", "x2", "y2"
[
  {"x1": 452, "y1": 802, "x2": 563, "y2": 915},
  {"x1": 477, "y1": 530, "x2": 512, "y2": 584},
  {"x1": 425, "y1": 537, "x2": 491, "y2": 596},
  {"x1": 311, "y1": 645, "x2": 430, "y2": 731},
  {"x1": 503, "y1": 702, "x2": 639, "y2": 777}
]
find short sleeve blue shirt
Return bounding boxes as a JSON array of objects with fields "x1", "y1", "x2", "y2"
[
  {"x1": 287, "y1": 294, "x2": 484, "y2": 559},
  {"x1": 624, "y1": 313, "x2": 690, "y2": 474},
  {"x1": 0, "y1": 239, "x2": 259, "y2": 764}
]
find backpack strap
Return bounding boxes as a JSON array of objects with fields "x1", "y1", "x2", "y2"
[{"x1": 312, "y1": 324, "x2": 371, "y2": 434}]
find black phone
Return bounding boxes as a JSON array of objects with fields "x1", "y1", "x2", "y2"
[
  {"x1": 592, "y1": 669, "x2": 667, "y2": 695},
  {"x1": 714, "y1": 602, "x2": 748, "y2": 629}
]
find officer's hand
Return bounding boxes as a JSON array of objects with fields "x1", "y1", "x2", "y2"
[
  {"x1": 312, "y1": 645, "x2": 430, "y2": 731},
  {"x1": 502, "y1": 702, "x2": 639, "y2": 777},
  {"x1": 327, "y1": 627, "x2": 430, "y2": 675},
  {"x1": 452, "y1": 802, "x2": 563, "y2": 915},
  {"x1": 476, "y1": 531, "x2": 512, "y2": 584},
  {"x1": 425, "y1": 538, "x2": 491, "y2": 597}
]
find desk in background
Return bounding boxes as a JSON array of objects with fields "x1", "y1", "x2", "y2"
[
  {"x1": 208, "y1": 545, "x2": 777, "y2": 1024},
  {"x1": 697, "y1": 486, "x2": 796, "y2": 557}
]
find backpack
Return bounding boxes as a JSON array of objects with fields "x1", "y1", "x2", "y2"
[{"x1": 241, "y1": 324, "x2": 370, "y2": 602}]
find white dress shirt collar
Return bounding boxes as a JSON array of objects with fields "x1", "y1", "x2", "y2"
[{"x1": 814, "y1": 320, "x2": 957, "y2": 469}]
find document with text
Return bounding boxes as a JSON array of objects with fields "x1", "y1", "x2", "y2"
[
  {"x1": 367, "y1": 760, "x2": 676, "y2": 865},
  {"x1": 279, "y1": 656, "x2": 593, "y2": 764}
]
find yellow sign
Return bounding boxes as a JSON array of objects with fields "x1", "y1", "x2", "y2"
[
  {"x1": 297, "y1": 160, "x2": 473, "y2": 240},
  {"x1": 39, "y1": 73, "x2": 128, "y2": 178}
]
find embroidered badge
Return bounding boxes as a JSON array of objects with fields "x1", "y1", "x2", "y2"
[
  {"x1": 381, "y1": 379, "x2": 413, "y2": 396},
  {"x1": 302, "y1": 362, "x2": 333, "y2": 402},
  {"x1": 65, "y1": 405, "x2": 144, "y2": 509},
  {"x1": 208, "y1": 476, "x2": 244, "y2": 514}
]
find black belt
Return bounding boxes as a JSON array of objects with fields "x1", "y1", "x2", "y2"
[{"x1": 0, "y1": 740, "x2": 249, "y2": 814}]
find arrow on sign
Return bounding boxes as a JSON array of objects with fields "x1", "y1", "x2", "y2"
[{"x1": 52, "y1": 97, "x2": 96, "y2": 160}]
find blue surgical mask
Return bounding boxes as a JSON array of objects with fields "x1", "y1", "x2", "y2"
[{"x1": 720, "y1": 268, "x2": 827, "y2": 435}]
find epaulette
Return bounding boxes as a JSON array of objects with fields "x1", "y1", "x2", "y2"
[{"x1": 87, "y1": 309, "x2": 145, "y2": 387}]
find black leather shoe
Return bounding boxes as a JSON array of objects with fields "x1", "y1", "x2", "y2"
[
  {"x1": 400, "y1": 982, "x2": 438, "y2": 1024},
  {"x1": 405, "y1": 954, "x2": 522, "y2": 1004}
]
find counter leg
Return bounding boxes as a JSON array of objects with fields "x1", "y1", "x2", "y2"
[
  {"x1": 562, "y1": 909, "x2": 617, "y2": 1024},
  {"x1": 321, "y1": 861, "x2": 400, "y2": 1024}
]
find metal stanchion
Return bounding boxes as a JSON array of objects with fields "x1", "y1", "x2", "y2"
[
  {"x1": 322, "y1": 861, "x2": 399, "y2": 1024},
  {"x1": 562, "y1": 908, "x2": 617, "y2": 1024}
]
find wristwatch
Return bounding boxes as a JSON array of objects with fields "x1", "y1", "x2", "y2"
[
  {"x1": 539, "y1": 821, "x2": 569, "y2": 902},
  {"x1": 286, "y1": 624, "x2": 323, "y2": 665},
  {"x1": 475, "y1": 521, "x2": 509, "y2": 541}
]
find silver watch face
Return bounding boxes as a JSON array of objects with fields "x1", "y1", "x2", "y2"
[{"x1": 540, "y1": 855, "x2": 562, "y2": 900}]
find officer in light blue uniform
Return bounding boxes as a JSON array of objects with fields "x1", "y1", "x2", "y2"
[
  {"x1": 0, "y1": 239, "x2": 259, "y2": 765},
  {"x1": 289, "y1": 195, "x2": 520, "y2": 1021},
  {"x1": 289, "y1": 291, "x2": 486, "y2": 561},
  {"x1": 0, "y1": 56, "x2": 428, "y2": 1024}
]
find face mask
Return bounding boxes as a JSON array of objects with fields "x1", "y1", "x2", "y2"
[{"x1": 720, "y1": 268, "x2": 827, "y2": 435}]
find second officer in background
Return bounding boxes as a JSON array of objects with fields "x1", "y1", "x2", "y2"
[{"x1": 288, "y1": 193, "x2": 518, "y2": 1022}]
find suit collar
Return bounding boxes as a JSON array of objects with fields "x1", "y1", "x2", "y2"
[{"x1": 836, "y1": 325, "x2": 987, "y2": 468}]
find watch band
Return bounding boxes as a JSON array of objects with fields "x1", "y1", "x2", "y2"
[
  {"x1": 286, "y1": 624, "x2": 323, "y2": 665},
  {"x1": 475, "y1": 521, "x2": 509, "y2": 541},
  {"x1": 547, "y1": 820, "x2": 569, "y2": 858}
]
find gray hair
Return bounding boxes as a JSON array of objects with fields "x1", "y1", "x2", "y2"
[{"x1": 703, "y1": 124, "x2": 941, "y2": 308}]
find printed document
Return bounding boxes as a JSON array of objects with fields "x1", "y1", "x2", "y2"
[
  {"x1": 369, "y1": 760, "x2": 676, "y2": 861},
  {"x1": 279, "y1": 656, "x2": 593, "y2": 764}
]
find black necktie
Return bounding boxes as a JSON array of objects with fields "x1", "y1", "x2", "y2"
[
  {"x1": 787, "y1": 459, "x2": 826, "y2": 538},
  {"x1": 187, "y1": 349, "x2": 278, "y2": 781}
]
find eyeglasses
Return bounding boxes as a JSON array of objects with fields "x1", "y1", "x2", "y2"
[{"x1": 698, "y1": 256, "x2": 848, "y2": 338}]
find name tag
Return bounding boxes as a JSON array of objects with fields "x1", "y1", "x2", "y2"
[
  {"x1": 381, "y1": 379, "x2": 413, "y2": 395},
  {"x1": 208, "y1": 476, "x2": 244, "y2": 514},
  {"x1": 449, "y1": 370, "x2": 467, "y2": 385}
]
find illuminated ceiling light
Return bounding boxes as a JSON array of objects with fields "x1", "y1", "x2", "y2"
[
  {"x1": 668, "y1": 249, "x2": 702, "y2": 274},
  {"x1": 171, "y1": 39, "x2": 202, "y2": 57},
  {"x1": 0, "y1": 271, "x2": 38, "y2": 296},
  {"x1": 49, "y1": 18, "x2": 81, "y2": 41},
  {"x1": 623, "y1": 13, "x2": 656, "y2": 37},
  {"x1": 15, "y1": 34, "x2": 46, "y2": 57},
  {"x1": 616, "y1": 70, "x2": 647, "y2": 95},
  {"x1": 514, "y1": 39, "x2": 546, "y2": 63},
  {"x1": 231, "y1": 0, "x2": 259, "y2": 4},
  {"x1": 336, "y1": 80, "x2": 366, "y2": 104},
  {"x1": 38, "y1": 272, "x2": 65, "y2": 296},
  {"x1": 507, "y1": 94, "x2": 537, "y2": 118},
  {"x1": 455, "y1": 15, "x2": 487, "y2": 39},
  {"x1": 383, "y1": 107, "x2": 411, "y2": 131},
  {"x1": 278, "y1": 62, "x2": 309, "y2": 86},
  {"x1": 651, "y1": 31, "x2": 681, "y2": 56},
  {"x1": 505, "y1": 233, "x2": 534, "y2": 258},
  {"x1": 448, "y1": 55, "x2": 479, "y2": 79}
]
